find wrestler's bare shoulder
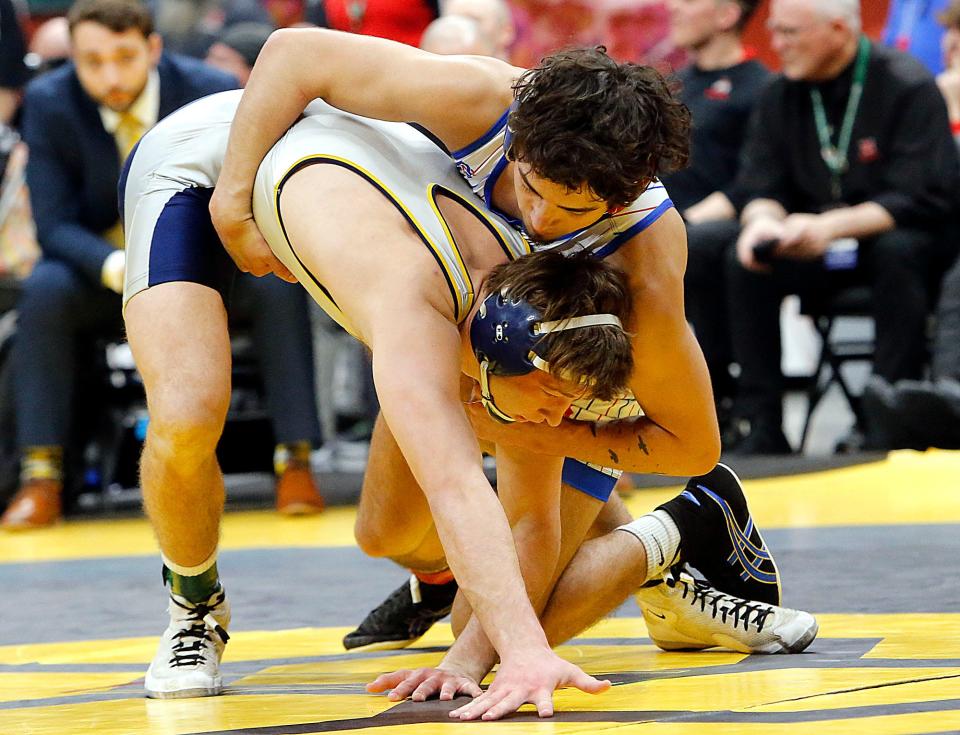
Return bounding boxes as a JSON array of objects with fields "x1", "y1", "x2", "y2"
[{"x1": 610, "y1": 208, "x2": 688, "y2": 302}]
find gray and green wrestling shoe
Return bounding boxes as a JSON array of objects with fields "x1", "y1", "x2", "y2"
[{"x1": 657, "y1": 463, "x2": 781, "y2": 605}]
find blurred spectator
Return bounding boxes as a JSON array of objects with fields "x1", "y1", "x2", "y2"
[
  {"x1": 155, "y1": 0, "x2": 273, "y2": 57},
  {"x1": 204, "y1": 22, "x2": 273, "y2": 84},
  {"x1": 883, "y1": 0, "x2": 949, "y2": 75},
  {"x1": 420, "y1": 14, "x2": 496, "y2": 55},
  {"x1": 322, "y1": 0, "x2": 438, "y2": 46},
  {"x1": 863, "y1": 46, "x2": 960, "y2": 447},
  {"x1": 862, "y1": 255, "x2": 960, "y2": 450},
  {"x1": 442, "y1": 0, "x2": 515, "y2": 60},
  {"x1": 688, "y1": 0, "x2": 960, "y2": 454},
  {"x1": 665, "y1": 0, "x2": 767, "y2": 221},
  {"x1": 0, "y1": 0, "x2": 28, "y2": 125},
  {"x1": 508, "y1": 0, "x2": 685, "y2": 70},
  {"x1": 936, "y1": 0, "x2": 960, "y2": 140},
  {"x1": 664, "y1": 0, "x2": 768, "y2": 426},
  {"x1": 24, "y1": 17, "x2": 72, "y2": 77},
  {"x1": 0, "y1": 16, "x2": 72, "y2": 285},
  {"x1": 0, "y1": 0, "x2": 319, "y2": 529}
]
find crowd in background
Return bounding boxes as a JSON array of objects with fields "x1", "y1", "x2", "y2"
[{"x1": 1, "y1": 0, "x2": 959, "y2": 531}]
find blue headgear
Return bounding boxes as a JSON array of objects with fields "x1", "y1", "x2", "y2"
[{"x1": 469, "y1": 286, "x2": 623, "y2": 423}]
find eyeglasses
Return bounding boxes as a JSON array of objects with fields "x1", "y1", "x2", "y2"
[{"x1": 766, "y1": 22, "x2": 820, "y2": 40}]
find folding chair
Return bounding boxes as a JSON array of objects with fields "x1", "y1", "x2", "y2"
[{"x1": 797, "y1": 286, "x2": 875, "y2": 451}]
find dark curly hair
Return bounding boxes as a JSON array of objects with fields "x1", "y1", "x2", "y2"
[
  {"x1": 483, "y1": 251, "x2": 634, "y2": 401},
  {"x1": 508, "y1": 47, "x2": 691, "y2": 208}
]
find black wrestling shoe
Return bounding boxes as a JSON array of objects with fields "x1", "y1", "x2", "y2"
[
  {"x1": 657, "y1": 463, "x2": 781, "y2": 605},
  {"x1": 342, "y1": 575, "x2": 458, "y2": 651}
]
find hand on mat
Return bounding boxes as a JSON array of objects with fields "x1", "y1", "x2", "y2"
[
  {"x1": 448, "y1": 649, "x2": 610, "y2": 721},
  {"x1": 209, "y1": 192, "x2": 297, "y2": 282},
  {"x1": 367, "y1": 665, "x2": 482, "y2": 702}
]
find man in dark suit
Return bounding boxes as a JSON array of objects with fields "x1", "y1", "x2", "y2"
[{"x1": 2, "y1": 0, "x2": 324, "y2": 529}]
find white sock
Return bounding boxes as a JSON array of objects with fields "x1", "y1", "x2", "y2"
[
  {"x1": 162, "y1": 550, "x2": 218, "y2": 577},
  {"x1": 616, "y1": 510, "x2": 681, "y2": 581}
]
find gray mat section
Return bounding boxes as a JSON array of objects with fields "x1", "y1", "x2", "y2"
[{"x1": 2, "y1": 525, "x2": 957, "y2": 646}]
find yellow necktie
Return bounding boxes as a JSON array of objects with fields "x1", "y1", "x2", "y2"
[
  {"x1": 115, "y1": 111, "x2": 145, "y2": 162},
  {"x1": 105, "y1": 112, "x2": 145, "y2": 248}
]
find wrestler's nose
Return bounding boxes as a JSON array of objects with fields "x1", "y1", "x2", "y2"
[
  {"x1": 529, "y1": 202, "x2": 555, "y2": 232},
  {"x1": 540, "y1": 399, "x2": 568, "y2": 427}
]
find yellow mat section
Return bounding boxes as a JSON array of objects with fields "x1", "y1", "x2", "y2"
[
  {"x1": 0, "y1": 695, "x2": 392, "y2": 735},
  {"x1": 624, "y1": 449, "x2": 960, "y2": 528},
  {"x1": 30, "y1": 613, "x2": 948, "y2": 668},
  {"x1": 5, "y1": 613, "x2": 959, "y2": 735},
  {"x1": 0, "y1": 505, "x2": 360, "y2": 563},
  {"x1": 1, "y1": 450, "x2": 958, "y2": 564}
]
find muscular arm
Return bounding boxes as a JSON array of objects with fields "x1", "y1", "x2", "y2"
[
  {"x1": 214, "y1": 29, "x2": 514, "y2": 209},
  {"x1": 368, "y1": 303, "x2": 549, "y2": 658},
  {"x1": 440, "y1": 448, "x2": 564, "y2": 682},
  {"x1": 210, "y1": 28, "x2": 517, "y2": 276},
  {"x1": 367, "y1": 308, "x2": 611, "y2": 719},
  {"x1": 465, "y1": 210, "x2": 720, "y2": 477}
]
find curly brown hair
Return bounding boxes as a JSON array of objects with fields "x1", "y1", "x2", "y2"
[
  {"x1": 508, "y1": 47, "x2": 691, "y2": 208},
  {"x1": 483, "y1": 250, "x2": 634, "y2": 401}
]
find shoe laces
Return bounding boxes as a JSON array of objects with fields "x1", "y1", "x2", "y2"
[
  {"x1": 667, "y1": 572, "x2": 773, "y2": 633},
  {"x1": 168, "y1": 591, "x2": 230, "y2": 668}
]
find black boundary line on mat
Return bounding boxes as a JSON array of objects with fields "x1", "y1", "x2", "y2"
[
  {"x1": 750, "y1": 671, "x2": 960, "y2": 708},
  {"x1": 187, "y1": 697, "x2": 960, "y2": 734}
]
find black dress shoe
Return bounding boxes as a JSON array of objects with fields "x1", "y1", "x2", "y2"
[
  {"x1": 725, "y1": 419, "x2": 793, "y2": 456},
  {"x1": 895, "y1": 378, "x2": 960, "y2": 449},
  {"x1": 860, "y1": 376, "x2": 912, "y2": 450}
]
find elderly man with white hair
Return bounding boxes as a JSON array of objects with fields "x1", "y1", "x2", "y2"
[
  {"x1": 442, "y1": 0, "x2": 514, "y2": 60},
  {"x1": 691, "y1": 0, "x2": 960, "y2": 454},
  {"x1": 420, "y1": 14, "x2": 497, "y2": 56}
]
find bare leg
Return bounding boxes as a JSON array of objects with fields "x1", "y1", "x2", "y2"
[
  {"x1": 538, "y1": 486, "x2": 642, "y2": 645},
  {"x1": 354, "y1": 413, "x2": 446, "y2": 569},
  {"x1": 541, "y1": 528, "x2": 648, "y2": 647},
  {"x1": 585, "y1": 488, "x2": 633, "y2": 538},
  {"x1": 451, "y1": 481, "x2": 604, "y2": 635},
  {"x1": 125, "y1": 283, "x2": 231, "y2": 566}
]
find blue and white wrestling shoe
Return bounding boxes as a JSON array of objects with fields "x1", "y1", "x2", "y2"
[{"x1": 657, "y1": 463, "x2": 782, "y2": 605}]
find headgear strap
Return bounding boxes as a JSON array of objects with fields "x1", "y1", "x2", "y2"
[{"x1": 470, "y1": 286, "x2": 624, "y2": 423}]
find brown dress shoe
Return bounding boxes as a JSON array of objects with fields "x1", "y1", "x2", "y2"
[
  {"x1": 1, "y1": 479, "x2": 63, "y2": 530},
  {"x1": 275, "y1": 465, "x2": 324, "y2": 516}
]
